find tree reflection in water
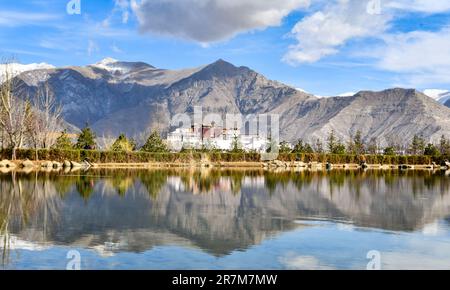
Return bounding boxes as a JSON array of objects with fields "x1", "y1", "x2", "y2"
[
  {"x1": 1, "y1": 168, "x2": 450, "y2": 266},
  {"x1": 0, "y1": 171, "x2": 62, "y2": 265}
]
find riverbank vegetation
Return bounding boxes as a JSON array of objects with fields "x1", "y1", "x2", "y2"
[
  {"x1": 0, "y1": 147, "x2": 448, "y2": 166},
  {"x1": 3, "y1": 125, "x2": 447, "y2": 165},
  {"x1": 2, "y1": 119, "x2": 450, "y2": 165}
]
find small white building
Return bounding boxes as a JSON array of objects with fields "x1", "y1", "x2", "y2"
[{"x1": 167, "y1": 124, "x2": 268, "y2": 152}]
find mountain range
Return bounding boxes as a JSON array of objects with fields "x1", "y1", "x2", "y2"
[{"x1": 10, "y1": 58, "x2": 450, "y2": 146}]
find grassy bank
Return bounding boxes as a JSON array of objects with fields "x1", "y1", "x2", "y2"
[{"x1": 1, "y1": 149, "x2": 448, "y2": 165}]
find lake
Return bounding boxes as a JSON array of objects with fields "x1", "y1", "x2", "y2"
[{"x1": 1, "y1": 168, "x2": 450, "y2": 270}]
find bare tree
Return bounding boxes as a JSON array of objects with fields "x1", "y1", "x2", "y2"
[
  {"x1": 0, "y1": 61, "x2": 32, "y2": 160},
  {"x1": 27, "y1": 82, "x2": 62, "y2": 159},
  {"x1": 0, "y1": 127, "x2": 5, "y2": 150},
  {"x1": 97, "y1": 133, "x2": 115, "y2": 150},
  {"x1": 132, "y1": 130, "x2": 149, "y2": 149},
  {"x1": 1, "y1": 171, "x2": 62, "y2": 264}
]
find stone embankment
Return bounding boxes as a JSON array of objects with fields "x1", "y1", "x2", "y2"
[
  {"x1": 262, "y1": 160, "x2": 447, "y2": 170},
  {"x1": 0, "y1": 159, "x2": 448, "y2": 171},
  {"x1": 263, "y1": 160, "x2": 323, "y2": 170},
  {"x1": 0, "y1": 159, "x2": 98, "y2": 171}
]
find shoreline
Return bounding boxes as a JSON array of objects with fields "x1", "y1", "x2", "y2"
[{"x1": 0, "y1": 159, "x2": 448, "y2": 172}]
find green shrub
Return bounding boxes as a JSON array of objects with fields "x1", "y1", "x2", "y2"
[{"x1": 0, "y1": 149, "x2": 440, "y2": 165}]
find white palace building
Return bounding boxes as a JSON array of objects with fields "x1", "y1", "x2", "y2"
[{"x1": 167, "y1": 124, "x2": 269, "y2": 152}]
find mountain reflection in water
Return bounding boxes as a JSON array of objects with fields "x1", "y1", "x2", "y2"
[{"x1": 1, "y1": 169, "x2": 450, "y2": 269}]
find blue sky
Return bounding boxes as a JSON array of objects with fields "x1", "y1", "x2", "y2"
[{"x1": 1, "y1": 0, "x2": 450, "y2": 96}]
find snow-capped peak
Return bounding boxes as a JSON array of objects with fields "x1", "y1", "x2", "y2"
[
  {"x1": 90, "y1": 57, "x2": 134, "y2": 75},
  {"x1": 0, "y1": 62, "x2": 55, "y2": 81},
  {"x1": 90, "y1": 57, "x2": 154, "y2": 76},
  {"x1": 423, "y1": 89, "x2": 450, "y2": 103},
  {"x1": 95, "y1": 57, "x2": 119, "y2": 66},
  {"x1": 90, "y1": 57, "x2": 121, "y2": 71},
  {"x1": 313, "y1": 92, "x2": 356, "y2": 99},
  {"x1": 338, "y1": 92, "x2": 356, "y2": 97}
]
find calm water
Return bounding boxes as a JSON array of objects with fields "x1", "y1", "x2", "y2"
[{"x1": 1, "y1": 168, "x2": 450, "y2": 270}]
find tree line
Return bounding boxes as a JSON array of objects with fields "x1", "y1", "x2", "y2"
[
  {"x1": 53, "y1": 127, "x2": 169, "y2": 153},
  {"x1": 279, "y1": 130, "x2": 450, "y2": 157}
]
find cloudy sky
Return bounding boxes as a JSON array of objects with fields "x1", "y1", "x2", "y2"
[{"x1": 1, "y1": 0, "x2": 450, "y2": 96}]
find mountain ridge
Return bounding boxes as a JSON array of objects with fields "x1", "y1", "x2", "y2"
[{"x1": 10, "y1": 58, "x2": 450, "y2": 146}]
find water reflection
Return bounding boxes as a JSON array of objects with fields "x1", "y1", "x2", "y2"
[{"x1": 1, "y1": 169, "x2": 450, "y2": 269}]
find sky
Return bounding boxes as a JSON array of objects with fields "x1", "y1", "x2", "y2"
[{"x1": 1, "y1": 0, "x2": 450, "y2": 96}]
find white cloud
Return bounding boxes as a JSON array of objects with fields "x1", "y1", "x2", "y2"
[
  {"x1": 280, "y1": 0, "x2": 450, "y2": 87},
  {"x1": 378, "y1": 28, "x2": 450, "y2": 72},
  {"x1": 103, "y1": 0, "x2": 131, "y2": 27},
  {"x1": 283, "y1": 0, "x2": 391, "y2": 65},
  {"x1": 88, "y1": 40, "x2": 100, "y2": 56},
  {"x1": 283, "y1": 0, "x2": 450, "y2": 66},
  {"x1": 375, "y1": 27, "x2": 450, "y2": 86},
  {"x1": 130, "y1": 0, "x2": 311, "y2": 43},
  {"x1": 111, "y1": 44, "x2": 123, "y2": 53},
  {"x1": 388, "y1": 0, "x2": 450, "y2": 13},
  {"x1": 279, "y1": 254, "x2": 334, "y2": 270},
  {"x1": 380, "y1": 237, "x2": 450, "y2": 270},
  {"x1": 115, "y1": 0, "x2": 131, "y2": 24},
  {"x1": 0, "y1": 11, "x2": 59, "y2": 27},
  {"x1": 122, "y1": 10, "x2": 130, "y2": 24}
]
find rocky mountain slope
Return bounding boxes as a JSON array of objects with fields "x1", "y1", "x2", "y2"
[
  {"x1": 11, "y1": 58, "x2": 450, "y2": 145},
  {"x1": 278, "y1": 88, "x2": 450, "y2": 146}
]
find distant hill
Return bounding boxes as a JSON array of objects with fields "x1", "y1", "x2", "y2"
[{"x1": 11, "y1": 58, "x2": 450, "y2": 146}]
